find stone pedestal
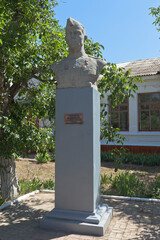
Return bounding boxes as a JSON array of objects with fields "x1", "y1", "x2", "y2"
[{"x1": 40, "y1": 87, "x2": 113, "y2": 236}]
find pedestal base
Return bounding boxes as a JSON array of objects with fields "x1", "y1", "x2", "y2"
[{"x1": 40, "y1": 204, "x2": 113, "y2": 236}]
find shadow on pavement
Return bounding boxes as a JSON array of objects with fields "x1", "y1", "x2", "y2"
[
  {"x1": 0, "y1": 197, "x2": 67, "y2": 240},
  {"x1": 0, "y1": 193, "x2": 160, "y2": 240},
  {"x1": 105, "y1": 198, "x2": 160, "y2": 240}
]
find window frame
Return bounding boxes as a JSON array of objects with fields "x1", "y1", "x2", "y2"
[
  {"x1": 109, "y1": 97, "x2": 129, "y2": 131},
  {"x1": 138, "y1": 92, "x2": 160, "y2": 131}
]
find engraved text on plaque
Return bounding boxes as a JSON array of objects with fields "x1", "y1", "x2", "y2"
[{"x1": 64, "y1": 113, "x2": 83, "y2": 124}]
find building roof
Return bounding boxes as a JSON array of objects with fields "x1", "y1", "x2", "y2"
[{"x1": 116, "y1": 58, "x2": 160, "y2": 77}]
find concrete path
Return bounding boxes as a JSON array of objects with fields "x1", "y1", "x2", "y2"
[{"x1": 0, "y1": 192, "x2": 160, "y2": 240}]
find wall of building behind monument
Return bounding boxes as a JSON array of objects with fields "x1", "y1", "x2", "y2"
[
  {"x1": 101, "y1": 58, "x2": 160, "y2": 154},
  {"x1": 15, "y1": 58, "x2": 160, "y2": 154}
]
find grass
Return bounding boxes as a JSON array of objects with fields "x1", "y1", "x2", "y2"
[
  {"x1": 1, "y1": 153, "x2": 160, "y2": 206},
  {"x1": 101, "y1": 172, "x2": 160, "y2": 199},
  {"x1": 0, "y1": 178, "x2": 55, "y2": 206},
  {"x1": 1, "y1": 171, "x2": 159, "y2": 207}
]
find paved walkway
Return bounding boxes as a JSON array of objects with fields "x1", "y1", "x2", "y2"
[{"x1": 0, "y1": 192, "x2": 160, "y2": 240}]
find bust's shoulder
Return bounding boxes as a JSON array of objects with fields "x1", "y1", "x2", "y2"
[
  {"x1": 51, "y1": 58, "x2": 68, "y2": 71},
  {"x1": 88, "y1": 55, "x2": 106, "y2": 68}
]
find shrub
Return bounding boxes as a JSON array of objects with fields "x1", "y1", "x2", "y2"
[
  {"x1": 101, "y1": 173, "x2": 109, "y2": 185},
  {"x1": 50, "y1": 153, "x2": 55, "y2": 162},
  {"x1": 35, "y1": 152, "x2": 51, "y2": 163},
  {"x1": 144, "y1": 154, "x2": 160, "y2": 166},
  {"x1": 42, "y1": 179, "x2": 55, "y2": 190},
  {"x1": 109, "y1": 172, "x2": 145, "y2": 197},
  {"x1": 101, "y1": 150, "x2": 160, "y2": 166},
  {"x1": 148, "y1": 176, "x2": 160, "y2": 198},
  {"x1": 19, "y1": 178, "x2": 42, "y2": 194},
  {"x1": 101, "y1": 151, "x2": 116, "y2": 162},
  {"x1": 19, "y1": 178, "x2": 55, "y2": 194},
  {"x1": 101, "y1": 171, "x2": 160, "y2": 199}
]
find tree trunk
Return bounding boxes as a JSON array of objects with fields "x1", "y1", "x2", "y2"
[{"x1": 0, "y1": 157, "x2": 20, "y2": 200}]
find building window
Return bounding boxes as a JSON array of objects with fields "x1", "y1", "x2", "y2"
[
  {"x1": 109, "y1": 97, "x2": 129, "y2": 131},
  {"x1": 138, "y1": 92, "x2": 160, "y2": 131}
]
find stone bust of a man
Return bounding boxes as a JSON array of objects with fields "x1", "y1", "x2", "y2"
[{"x1": 51, "y1": 18, "x2": 106, "y2": 89}]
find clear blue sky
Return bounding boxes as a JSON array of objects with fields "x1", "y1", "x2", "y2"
[{"x1": 55, "y1": 0, "x2": 160, "y2": 63}]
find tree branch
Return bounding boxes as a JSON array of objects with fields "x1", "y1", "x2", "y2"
[
  {"x1": 9, "y1": 77, "x2": 29, "y2": 100},
  {"x1": 33, "y1": 74, "x2": 56, "y2": 83}
]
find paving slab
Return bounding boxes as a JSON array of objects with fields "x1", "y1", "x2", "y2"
[{"x1": 0, "y1": 192, "x2": 160, "y2": 240}]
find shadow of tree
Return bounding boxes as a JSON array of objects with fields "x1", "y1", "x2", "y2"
[
  {"x1": 101, "y1": 161, "x2": 160, "y2": 174},
  {"x1": 101, "y1": 162, "x2": 160, "y2": 183},
  {"x1": 104, "y1": 198, "x2": 160, "y2": 240},
  {"x1": 0, "y1": 196, "x2": 68, "y2": 240},
  {"x1": 0, "y1": 193, "x2": 160, "y2": 240}
]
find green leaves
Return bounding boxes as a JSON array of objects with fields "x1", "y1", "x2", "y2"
[
  {"x1": 1, "y1": 0, "x2": 141, "y2": 159},
  {"x1": 98, "y1": 63, "x2": 141, "y2": 144},
  {"x1": 150, "y1": 5, "x2": 160, "y2": 32},
  {"x1": 0, "y1": 0, "x2": 64, "y2": 159},
  {"x1": 84, "y1": 38, "x2": 104, "y2": 58}
]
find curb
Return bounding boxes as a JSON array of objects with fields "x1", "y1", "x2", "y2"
[
  {"x1": 1, "y1": 190, "x2": 160, "y2": 211},
  {"x1": 40, "y1": 189, "x2": 55, "y2": 193},
  {"x1": 0, "y1": 190, "x2": 40, "y2": 211},
  {"x1": 0, "y1": 189, "x2": 55, "y2": 211},
  {"x1": 101, "y1": 195, "x2": 160, "y2": 203}
]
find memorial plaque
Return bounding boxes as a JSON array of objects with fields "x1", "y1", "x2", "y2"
[{"x1": 64, "y1": 113, "x2": 83, "y2": 124}]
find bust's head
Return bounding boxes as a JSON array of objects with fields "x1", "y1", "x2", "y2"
[{"x1": 66, "y1": 18, "x2": 87, "y2": 51}]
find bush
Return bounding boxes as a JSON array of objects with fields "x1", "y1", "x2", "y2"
[
  {"x1": 101, "y1": 172, "x2": 160, "y2": 199},
  {"x1": 50, "y1": 153, "x2": 55, "y2": 162},
  {"x1": 19, "y1": 178, "x2": 42, "y2": 194},
  {"x1": 35, "y1": 152, "x2": 51, "y2": 163},
  {"x1": 101, "y1": 150, "x2": 160, "y2": 166},
  {"x1": 0, "y1": 178, "x2": 55, "y2": 204},
  {"x1": 19, "y1": 178, "x2": 55, "y2": 194},
  {"x1": 109, "y1": 172, "x2": 145, "y2": 197},
  {"x1": 42, "y1": 179, "x2": 55, "y2": 190},
  {"x1": 148, "y1": 176, "x2": 160, "y2": 198},
  {"x1": 101, "y1": 151, "x2": 116, "y2": 162}
]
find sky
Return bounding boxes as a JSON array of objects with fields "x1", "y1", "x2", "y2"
[{"x1": 54, "y1": 0, "x2": 160, "y2": 63}]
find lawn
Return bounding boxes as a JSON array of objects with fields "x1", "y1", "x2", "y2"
[
  {"x1": 15, "y1": 157, "x2": 160, "y2": 199},
  {"x1": 1, "y1": 157, "x2": 160, "y2": 205},
  {"x1": 16, "y1": 157, "x2": 160, "y2": 183}
]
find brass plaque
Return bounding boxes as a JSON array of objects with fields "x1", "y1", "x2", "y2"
[{"x1": 64, "y1": 113, "x2": 83, "y2": 125}]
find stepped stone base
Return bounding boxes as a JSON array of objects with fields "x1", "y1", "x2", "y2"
[{"x1": 40, "y1": 204, "x2": 113, "y2": 236}]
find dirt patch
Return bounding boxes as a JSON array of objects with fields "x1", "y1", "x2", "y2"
[
  {"x1": 16, "y1": 158, "x2": 160, "y2": 182},
  {"x1": 16, "y1": 158, "x2": 55, "y2": 182},
  {"x1": 101, "y1": 161, "x2": 160, "y2": 181}
]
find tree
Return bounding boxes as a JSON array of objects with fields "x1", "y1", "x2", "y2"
[
  {"x1": 150, "y1": 5, "x2": 160, "y2": 32},
  {"x1": 0, "y1": 0, "x2": 67, "y2": 200},
  {"x1": 84, "y1": 39, "x2": 141, "y2": 144},
  {"x1": 0, "y1": 0, "x2": 139, "y2": 200}
]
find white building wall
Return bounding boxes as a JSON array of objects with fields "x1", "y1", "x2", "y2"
[{"x1": 102, "y1": 75, "x2": 160, "y2": 147}]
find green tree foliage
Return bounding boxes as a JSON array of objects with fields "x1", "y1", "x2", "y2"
[
  {"x1": 150, "y1": 5, "x2": 160, "y2": 32},
  {"x1": 98, "y1": 63, "x2": 141, "y2": 143},
  {"x1": 84, "y1": 38, "x2": 141, "y2": 144},
  {"x1": 0, "y1": 0, "x2": 67, "y2": 199},
  {"x1": 0, "y1": 0, "x2": 140, "y2": 199},
  {"x1": 0, "y1": 0, "x2": 67, "y2": 159}
]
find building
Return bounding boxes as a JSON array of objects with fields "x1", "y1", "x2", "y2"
[{"x1": 101, "y1": 58, "x2": 160, "y2": 154}]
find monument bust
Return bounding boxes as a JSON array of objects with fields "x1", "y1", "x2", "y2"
[{"x1": 51, "y1": 18, "x2": 106, "y2": 89}]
